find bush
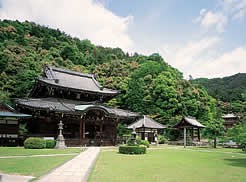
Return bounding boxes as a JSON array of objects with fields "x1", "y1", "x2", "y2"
[
  {"x1": 46, "y1": 140, "x2": 56, "y2": 148},
  {"x1": 241, "y1": 143, "x2": 246, "y2": 151},
  {"x1": 24, "y1": 137, "x2": 46, "y2": 149},
  {"x1": 126, "y1": 138, "x2": 137, "y2": 146},
  {"x1": 137, "y1": 140, "x2": 150, "y2": 148},
  {"x1": 158, "y1": 135, "x2": 168, "y2": 144},
  {"x1": 119, "y1": 145, "x2": 146, "y2": 154}
]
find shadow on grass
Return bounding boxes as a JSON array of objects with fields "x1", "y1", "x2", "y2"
[{"x1": 224, "y1": 158, "x2": 246, "y2": 168}]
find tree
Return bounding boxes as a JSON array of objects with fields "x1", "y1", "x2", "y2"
[
  {"x1": 228, "y1": 124, "x2": 246, "y2": 151},
  {"x1": 203, "y1": 119, "x2": 225, "y2": 148},
  {"x1": 0, "y1": 90, "x2": 10, "y2": 104}
]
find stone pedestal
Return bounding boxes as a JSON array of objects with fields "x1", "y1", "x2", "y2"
[
  {"x1": 55, "y1": 120, "x2": 67, "y2": 149},
  {"x1": 55, "y1": 134, "x2": 67, "y2": 149}
]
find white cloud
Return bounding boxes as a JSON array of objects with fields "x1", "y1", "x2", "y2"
[
  {"x1": 192, "y1": 46, "x2": 246, "y2": 78},
  {"x1": 201, "y1": 11, "x2": 227, "y2": 32},
  {"x1": 194, "y1": 0, "x2": 246, "y2": 33},
  {"x1": 159, "y1": 37, "x2": 245, "y2": 79},
  {"x1": 0, "y1": 0, "x2": 133, "y2": 52}
]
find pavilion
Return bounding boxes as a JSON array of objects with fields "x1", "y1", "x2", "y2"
[
  {"x1": 127, "y1": 115, "x2": 167, "y2": 143},
  {"x1": 173, "y1": 116, "x2": 205, "y2": 147}
]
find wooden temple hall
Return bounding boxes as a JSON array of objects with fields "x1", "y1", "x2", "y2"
[{"x1": 16, "y1": 65, "x2": 139, "y2": 146}]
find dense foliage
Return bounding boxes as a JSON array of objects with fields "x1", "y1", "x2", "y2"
[
  {"x1": 228, "y1": 121, "x2": 246, "y2": 151},
  {"x1": 45, "y1": 139, "x2": 56, "y2": 149},
  {"x1": 24, "y1": 137, "x2": 46, "y2": 149},
  {"x1": 158, "y1": 135, "x2": 168, "y2": 144},
  {"x1": 192, "y1": 74, "x2": 246, "y2": 119},
  {"x1": 119, "y1": 145, "x2": 146, "y2": 154},
  {"x1": 0, "y1": 20, "x2": 230, "y2": 138},
  {"x1": 192, "y1": 73, "x2": 246, "y2": 102}
]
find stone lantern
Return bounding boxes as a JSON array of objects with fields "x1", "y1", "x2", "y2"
[
  {"x1": 130, "y1": 125, "x2": 137, "y2": 145},
  {"x1": 55, "y1": 120, "x2": 67, "y2": 149}
]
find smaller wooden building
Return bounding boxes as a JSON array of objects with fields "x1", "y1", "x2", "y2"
[
  {"x1": 127, "y1": 115, "x2": 167, "y2": 143},
  {"x1": 0, "y1": 104, "x2": 31, "y2": 146},
  {"x1": 173, "y1": 116, "x2": 205, "y2": 147},
  {"x1": 222, "y1": 113, "x2": 238, "y2": 130}
]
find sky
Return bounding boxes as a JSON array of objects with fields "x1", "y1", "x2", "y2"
[{"x1": 0, "y1": 0, "x2": 246, "y2": 79}]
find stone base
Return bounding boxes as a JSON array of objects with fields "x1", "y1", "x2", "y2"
[{"x1": 55, "y1": 134, "x2": 67, "y2": 149}]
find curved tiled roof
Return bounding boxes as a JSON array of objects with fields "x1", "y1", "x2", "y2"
[
  {"x1": 40, "y1": 65, "x2": 119, "y2": 95},
  {"x1": 173, "y1": 116, "x2": 205, "y2": 128},
  {"x1": 16, "y1": 98, "x2": 139, "y2": 119},
  {"x1": 127, "y1": 115, "x2": 167, "y2": 129},
  {"x1": 75, "y1": 105, "x2": 139, "y2": 118}
]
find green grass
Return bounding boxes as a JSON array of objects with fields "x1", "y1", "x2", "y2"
[
  {"x1": 0, "y1": 155, "x2": 75, "y2": 177},
  {"x1": 186, "y1": 147, "x2": 246, "y2": 154},
  {"x1": 89, "y1": 148, "x2": 246, "y2": 182},
  {"x1": 0, "y1": 147, "x2": 81, "y2": 156}
]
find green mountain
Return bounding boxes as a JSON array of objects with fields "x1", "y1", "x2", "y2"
[
  {"x1": 192, "y1": 73, "x2": 246, "y2": 102},
  {"x1": 0, "y1": 19, "x2": 221, "y2": 131}
]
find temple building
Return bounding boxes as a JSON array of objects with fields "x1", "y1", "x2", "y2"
[
  {"x1": 0, "y1": 104, "x2": 31, "y2": 146},
  {"x1": 16, "y1": 65, "x2": 139, "y2": 146},
  {"x1": 222, "y1": 113, "x2": 238, "y2": 131}
]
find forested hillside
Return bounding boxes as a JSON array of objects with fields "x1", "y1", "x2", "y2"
[
  {"x1": 192, "y1": 73, "x2": 246, "y2": 102},
  {"x1": 192, "y1": 74, "x2": 246, "y2": 116},
  {"x1": 0, "y1": 20, "x2": 225, "y2": 135}
]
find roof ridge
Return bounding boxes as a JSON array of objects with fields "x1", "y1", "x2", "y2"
[
  {"x1": 146, "y1": 115, "x2": 166, "y2": 127},
  {"x1": 45, "y1": 64, "x2": 94, "y2": 79}
]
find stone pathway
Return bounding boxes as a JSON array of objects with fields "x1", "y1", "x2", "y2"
[
  {"x1": 36, "y1": 147, "x2": 100, "y2": 182},
  {"x1": 0, "y1": 173, "x2": 34, "y2": 182}
]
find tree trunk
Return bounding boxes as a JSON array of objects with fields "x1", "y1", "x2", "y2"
[{"x1": 214, "y1": 138, "x2": 217, "y2": 148}]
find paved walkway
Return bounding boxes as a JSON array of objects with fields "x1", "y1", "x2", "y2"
[
  {"x1": 0, "y1": 173, "x2": 34, "y2": 182},
  {"x1": 36, "y1": 147, "x2": 100, "y2": 182}
]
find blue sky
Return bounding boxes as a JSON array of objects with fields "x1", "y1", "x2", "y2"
[{"x1": 0, "y1": 0, "x2": 245, "y2": 78}]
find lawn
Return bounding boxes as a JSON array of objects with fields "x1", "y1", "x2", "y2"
[
  {"x1": 186, "y1": 146, "x2": 246, "y2": 154},
  {"x1": 89, "y1": 148, "x2": 246, "y2": 182},
  {"x1": 0, "y1": 147, "x2": 81, "y2": 156},
  {"x1": 0, "y1": 155, "x2": 75, "y2": 177},
  {"x1": 0, "y1": 147, "x2": 82, "y2": 180}
]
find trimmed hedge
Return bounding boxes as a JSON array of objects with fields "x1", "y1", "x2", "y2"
[
  {"x1": 46, "y1": 139, "x2": 56, "y2": 148},
  {"x1": 24, "y1": 137, "x2": 46, "y2": 149},
  {"x1": 119, "y1": 145, "x2": 146, "y2": 154}
]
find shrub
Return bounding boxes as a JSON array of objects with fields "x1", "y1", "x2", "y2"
[
  {"x1": 241, "y1": 143, "x2": 246, "y2": 151},
  {"x1": 24, "y1": 137, "x2": 46, "y2": 149},
  {"x1": 119, "y1": 145, "x2": 146, "y2": 154},
  {"x1": 137, "y1": 140, "x2": 150, "y2": 148},
  {"x1": 158, "y1": 135, "x2": 168, "y2": 144},
  {"x1": 127, "y1": 138, "x2": 137, "y2": 146},
  {"x1": 46, "y1": 139, "x2": 56, "y2": 148}
]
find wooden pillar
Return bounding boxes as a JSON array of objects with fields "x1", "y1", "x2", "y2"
[
  {"x1": 198, "y1": 128, "x2": 200, "y2": 142},
  {"x1": 113, "y1": 118, "x2": 119, "y2": 146},
  {"x1": 100, "y1": 121, "x2": 103, "y2": 138},
  {"x1": 80, "y1": 118, "x2": 82, "y2": 145},
  {"x1": 191, "y1": 128, "x2": 194, "y2": 143},
  {"x1": 184, "y1": 127, "x2": 186, "y2": 148},
  {"x1": 82, "y1": 119, "x2": 85, "y2": 139}
]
